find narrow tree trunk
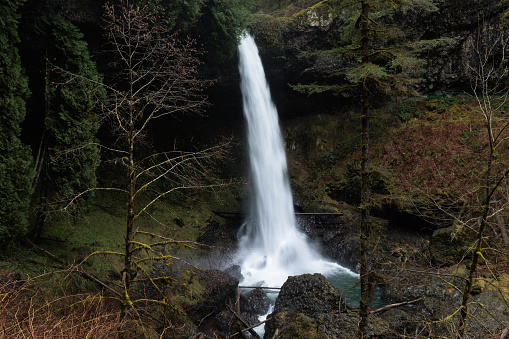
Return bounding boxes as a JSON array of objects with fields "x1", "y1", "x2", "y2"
[
  {"x1": 495, "y1": 201, "x2": 508, "y2": 246},
  {"x1": 31, "y1": 53, "x2": 50, "y2": 241},
  {"x1": 457, "y1": 116, "x2": 495, "y2": 338},
  {"x1": 122, "y1": 95, "x2": 136, "y2": 317},
  {"x1": 357, "y1": 1, "x2": 371, "y2": 338},
  {"x1": 457, "y1": 202, "x2": 490, "y2": 338},
  {"x1": 122, "y1": 145, "x2": 135, "y2": 316},
  {"x1": 31, "y1": 184, "x2": 47, "y2": 241}
]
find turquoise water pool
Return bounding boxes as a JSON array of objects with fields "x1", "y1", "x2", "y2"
[{"x1": 326, "y1": 272, "x2": 386, "y2": 309}]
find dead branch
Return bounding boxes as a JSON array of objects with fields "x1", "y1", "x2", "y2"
[
  {"x1": 225, "y1": 317, "x2": 271, "y2": 339},
  {"x1": 25, "y1": 238, "x2": 65, "y2": 264},
  {"x1": 226, "y1": 304, "x2": 260, "y2": 338},
  {"x1": 371, "y1": 298, "x2": 423, "y2": 315}
]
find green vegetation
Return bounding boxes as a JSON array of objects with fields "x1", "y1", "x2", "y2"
[
  {"x1": 154, "y1": 0, "x2": 253, "y2": 61},
  {"x1": 27, "y1": 14, "x2": 105, "y2": 239},
  {"x1": 198, "y1": 0, "x2": 252, "y2": 60},
  {"x1": 0, "y1": 0, "x2": 34, "y2": 243}
]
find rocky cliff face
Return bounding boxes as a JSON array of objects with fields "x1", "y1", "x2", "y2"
[{"x1": 248, "y1": 0, "x2": 509, "y2": 114}]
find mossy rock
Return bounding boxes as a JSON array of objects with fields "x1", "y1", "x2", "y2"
[
  {"x1": 269, "y1": 311, "x2": 391, "y2": 338},
  {"x1": 271, "y1": 312, "x2": 328, "y2": 339},
  {"x1": 274, "y1": 273, "x2": 345, "y2": 316},
  {"x1": 429, "y1": 226, "x2": 465, "y2": 267},
  {"x1": 266, "y1": 273, "x2": 392, "y2": 338}
]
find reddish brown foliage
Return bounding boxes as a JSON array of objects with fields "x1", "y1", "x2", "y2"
[{"x1": 372, "y1": 105, "x2": 494, "y2": 198}]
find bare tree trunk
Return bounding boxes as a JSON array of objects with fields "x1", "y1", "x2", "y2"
[
  {"x1": 358, "y1": 1, "x2": 371, "y2": 337},
  {"x1": 457, "y1": 202, "x2": 490, "y2": 338},
  {"x1": 495, "y1": 201, "x2": 508, "y2": 247},
  {"x1": 121, "y1": 78, "x2": 136, "y2": 316},
  {"x1": 31, "y1": 53, "x2": 50, "y2": 241}
]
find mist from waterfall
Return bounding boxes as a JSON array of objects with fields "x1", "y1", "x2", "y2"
[{"x1": 237, "y1": 34, "x2": 355, "y2": 288}]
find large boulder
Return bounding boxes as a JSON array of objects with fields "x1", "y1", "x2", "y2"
[
  {"x1": 273, "y1": 273, "x2": 345, "y2": 316},
  {"x1": 265, "y1": 273, "x2": 390, "y2": 338}
]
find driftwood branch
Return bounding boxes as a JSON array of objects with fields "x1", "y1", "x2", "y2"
[
  {"x1": 226, "y1": 317, "x2": 271, "y2": 339},
  {"x1": 238, "y1": 286, "x2": 281, "y2": 293},
  {"x1": 371, "y1": 298, "x2": 422, "y2": 314},
  {"x1": 238, "y1": 286, "x2": 281, "y2": 290},
  {"x1": 500, "y1": 327, "x2": 509, "y2": 339},
  {"x1": 342, "y1": 298, "x2": 423, "y2": 315}
]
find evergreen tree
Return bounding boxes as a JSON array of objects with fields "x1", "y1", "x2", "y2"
[
  {"x1": 153, "y1": 0, "x2": 252, "y2": 61},
  {"x1": 0, "y1": 0, "x2": 34, "y2": 243},
  {"x1": 28, "y1": 14, "x2": 105, "y2": 239},
  {"x1": 198, "y1": 0, "x2": 251, "y2": 60},
  {"x1": 156, "y1": 0, "x2": 206, "y2": 29}
]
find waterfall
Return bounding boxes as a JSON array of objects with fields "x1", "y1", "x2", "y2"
[{"x1": 237, "y1": 34, "x2": 354, "y2": 288}]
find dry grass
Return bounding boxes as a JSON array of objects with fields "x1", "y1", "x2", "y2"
[{"x1": 0, "y1": 275, "x2": 137, "y2": 338}]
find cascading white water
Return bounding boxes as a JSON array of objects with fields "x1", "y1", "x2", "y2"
[{"x1": 237, "y1": 34, "x2": 355, "y2": 288}]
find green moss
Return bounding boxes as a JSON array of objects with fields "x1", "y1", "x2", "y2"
[{"x1": 278, "y1": 313, "x2": 328, "y2": 338}]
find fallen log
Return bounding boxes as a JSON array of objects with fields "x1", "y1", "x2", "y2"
[
  {"x1": 238, "y1": 285, "x2": 281, "y2": 293},
  {"x1": 26, "y1": 238, "x2": 65, "y2": 264},
  {"x1": 226, "y1": 304, "x2": 260, "y2": 338}
]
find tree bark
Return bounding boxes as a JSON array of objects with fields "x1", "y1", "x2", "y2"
[{"x1": 357, "y1": 1, "x2": 371, "y2": 338}]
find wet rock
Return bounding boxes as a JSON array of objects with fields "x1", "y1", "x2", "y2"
[
  {"x1": 274, "y1": 273, "x2": 345, "y2": 316},
  {"x1": 240, "y1": 287, "x2": 271, "y2": 315},
  {"x1": 223, "y1": 264, "x2": 243, "y2": 282},
  {"x1": 382, "y1": 267, "x2": 462, "y2": 318},
  {"x1": 316, "y1": 313, "x2": 390, "y2": 339},
  {"x1": 465, "y1": 290, "x2": 509, "y2": 337}
]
